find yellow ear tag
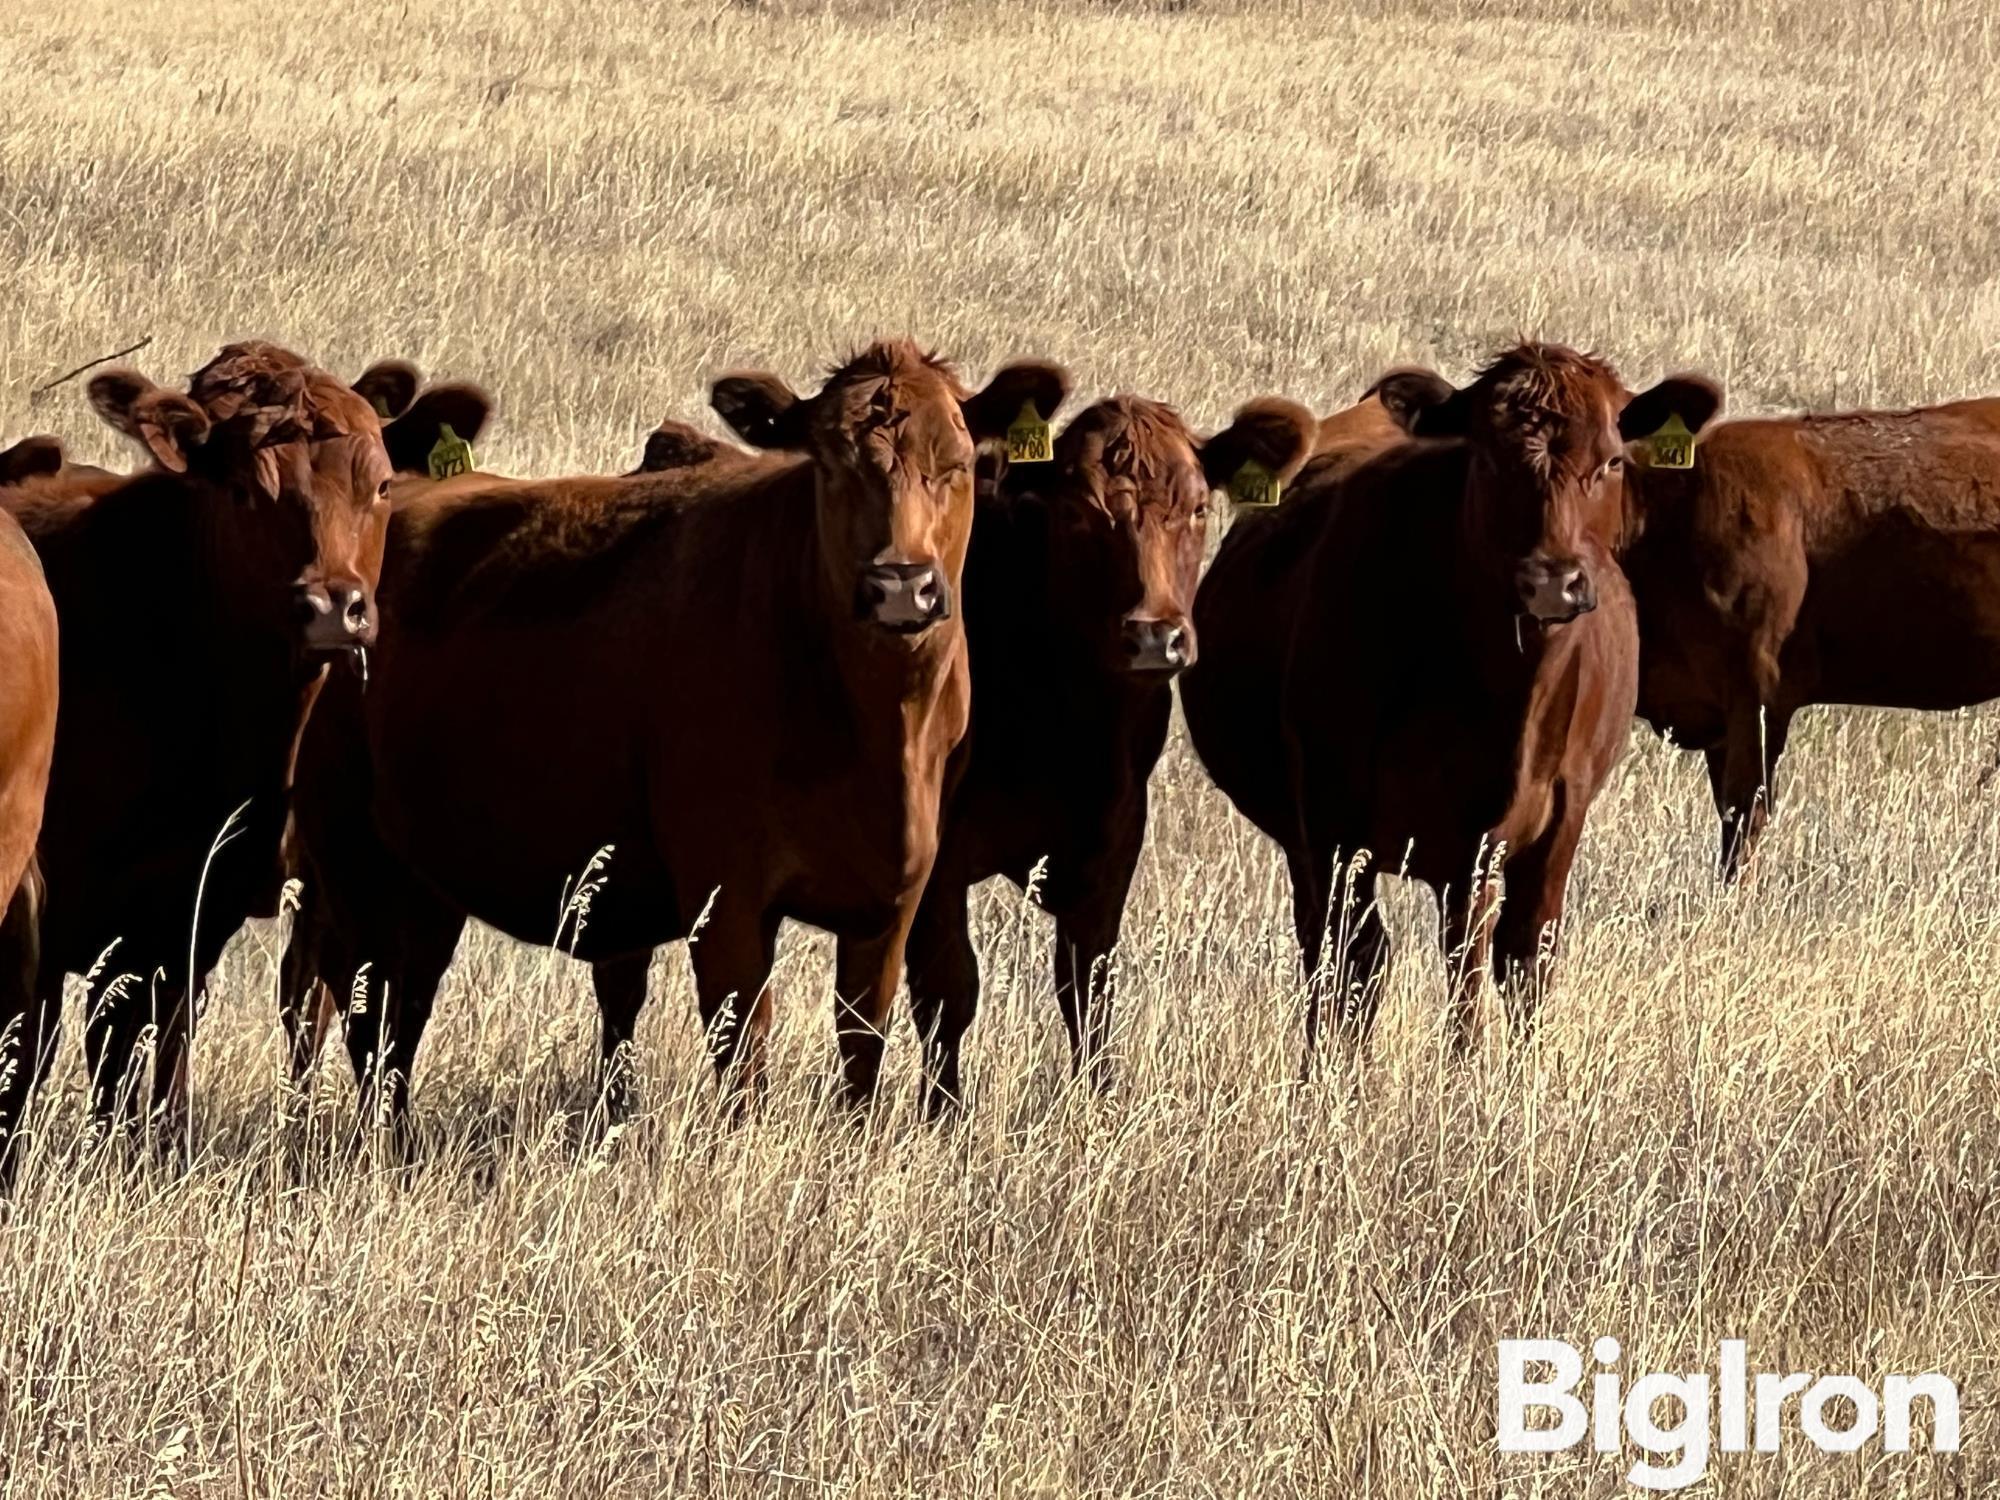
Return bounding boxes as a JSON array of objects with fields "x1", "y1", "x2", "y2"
[
  {"x1": 1227, "y1": 459, "x2": 1280, "y2": 508},
  {"x1": 1639, "y1": 413, "x2": 1697, "y2": 470},
  {"x1": 426, "y1": 422, "x2": 475, "y2": 481},
  {"x1": 1004, "y1": 401, "x2": 1053, "y2": 464}
]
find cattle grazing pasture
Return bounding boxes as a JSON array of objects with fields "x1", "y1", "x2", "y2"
[{"x1": 3, "y1": 0, "x2": 2000, "y2": 1494}]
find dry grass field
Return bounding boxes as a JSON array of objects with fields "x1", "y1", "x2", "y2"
[{"x1": 5, "y1": 0, "x2": 2000, "y2": 1493}]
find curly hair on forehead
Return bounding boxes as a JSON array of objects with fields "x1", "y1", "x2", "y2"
[
  {"x1": 1469, "y1": 343, "x2": 1623, "y2": 477},
  {"x1": 823, "y1": 339, "x2": 967, "y2": 398},
  {"x1": 187, "y1": 341, "x2": 373, "y2": 440},
  {"x1": 1474, "y1": 342, "x2": 1621, "y2": 413}
]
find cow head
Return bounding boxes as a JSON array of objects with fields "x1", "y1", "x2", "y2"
[
  {"x1": 1377, "y1": 346, "x2": 1722, "y2": 625},
  {"x1": 351, "y1": 359, "x2": 495, "y2": 477},
  {"x1": 1027, "y1": 395, "x2": 1315, "y2": 677},
  {"x1": 88, "y1": 342, "x2": 394, "y2": 654},
  {"x1": 712, "y1": 341, "x2": 1069, "y2": 637}
]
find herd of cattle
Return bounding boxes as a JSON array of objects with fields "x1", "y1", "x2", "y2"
[{"x1": 0, "y1": 333, "x2": 1994, "y2": 1171}]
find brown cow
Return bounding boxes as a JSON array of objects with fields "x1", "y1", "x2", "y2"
[
  {"x1": 1185, "y1": 344, "x2": 1722, "y2": 1058},
  {"x1": 282, "y1": 341, "x2": 1067, "y2": 1130},
  {"x1": 0, "y1": 343, "x2": 396, "y2": 1165},
  {"x1": 1621, "y1": 396, "x2": 2000, "y2": 878},
  {"x1": 0, "y1": 508, "x2": 57, "y2": 1159},
  {"x1": 900, "y1": 393, "x2": 1316, "y2": 1110}
]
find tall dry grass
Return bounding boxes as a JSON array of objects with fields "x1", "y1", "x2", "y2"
[{"x1": 3, "y1": 0, "x2": 2000, "y2": 1493}]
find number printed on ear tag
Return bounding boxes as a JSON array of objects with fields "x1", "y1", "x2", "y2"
[
  {"x1": 1227, "y1": 459, "x2": 1280, "y2": 508},
  {"x1": 1005, "y1": 401, "x2": 1053, "y2": 464},
  {"x1": 1641, "y1": 413, "x2": 1697, "y2": 469},
  {"x1": 427, "y1": 423, "x2": 476, "y2": 481}
]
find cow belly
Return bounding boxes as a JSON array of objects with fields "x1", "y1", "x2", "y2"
[{"x1": 1806, "y1": 536, "x2": 2000, "y2": 710}]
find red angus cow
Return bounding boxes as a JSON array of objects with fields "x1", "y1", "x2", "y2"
[
  {"x1": 1621, "y1": 396, "x2": 2000, "y2": 878},
  {"x1": 0, "y1": 343, "x2": 396, "y2": 1162},
  {"x1": 900, "y1": 394, "x2": 1316, "y2": 1109},
  {"x1": 1186, "y1": 345, "x2": 1722, "y2": 1057},
  {"x1": 282, "y1": 342, "x2": 1067, "y2": 1131}
]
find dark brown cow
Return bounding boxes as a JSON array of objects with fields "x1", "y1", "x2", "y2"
[
  {"x1": 0, "y1": 508, "x2": 57, "y2": 1146},
  {"x1": 282, "y1": 341, "x2": 1067, "y2": 1129},
  {"x1": 1178, "y1": 378, "x2": 1449, "y2": 847},
  {"x1": 1185, "y1": 344, "x2": 1721, "y2": 1057},
  {"x1": 901, "y1": 393, "x2": 1316, "y2": 1109},
  {"x1": 1621, "y1": 396, "x2": 2000, "y2": 878},
  {"x1": 0, "y1": 343, "x2": 396, "y2": 1164}
]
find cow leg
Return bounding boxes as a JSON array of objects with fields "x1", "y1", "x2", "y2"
[
  {"x1": 1284, "y1": 841, "x2": 1334, "y2": 1067},
  {"x1": 590, "y1": 953, "x2": 650, "y2": 1123},
  {"x1": 688, "y1": 906, "x2": 778, "y2": 1118},
  {"x1": 1491, "y1": 819, "x2": 1586, "y2": 1042},
  {"x1": 1330, "y1": 865, "x2": 1392, "y2": 1050},
  {"x1": 81, "y1": 939, "x2": 170, "y2": 1137},
  {"x1": 1438, "y1": 862, "x2": 1503, "y2": 1059},
  {"x1": 833, "y1": 908, "x2": 918, "y2": 1108},
  {"x1": 1711, "y1": 702, "x2": 1793, "y2": 882},
  {"x1": 0, "y1": 868, "x2": 54, "y2": 1186},
  {"x1": 1049, "y1": 826, "x2": 1144, "y2": 1095},
  {"x1": 279, "y1": 875, "x2": 338, "y2": 1087},
  {"x1": 342, "y1": 900, "x2": 463, "y2": 1154},
  {"x1": 907, "y1": 878, "x2": 979, "y2": 1118}
]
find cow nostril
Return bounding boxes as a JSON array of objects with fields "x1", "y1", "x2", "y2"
[
  {"x1": 342, "y1": 594, "x2": 371, "y2": 630},
  {"x1": 1164, "y1": 627, "x2": 1188, "y2": 662}
]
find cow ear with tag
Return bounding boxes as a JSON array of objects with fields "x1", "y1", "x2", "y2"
[
  {"x1": 1620, "y1": 374, "x2": 1724, "y2": 468},
  {"x1": 1200, "y1": 397, "x2": 1317, "y2": 507},
  {"x1": 386, "y1": 383, "x2": 494, "y2": 476},
  {"x1": 963, "y1": 361, "x2": 1070, "y2": 448}
]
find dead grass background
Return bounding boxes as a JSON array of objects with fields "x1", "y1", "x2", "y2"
[{"x1": 3, "y1": 0, "x2": 2000, "y2": 1493}]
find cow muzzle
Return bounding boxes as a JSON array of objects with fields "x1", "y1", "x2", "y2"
[
  {"x1": 295, "y1": 580, "x2": 379, "y2": 652},
  {"x1": 1514, "y1": 556, "x2": 1596, "y2": 624},
  {"x1": 858, "y1": 562, "x2": 951, "y2": 634},
  {"x1": 1122, "y1": 614, "x2": 1194, "y2": 676}
]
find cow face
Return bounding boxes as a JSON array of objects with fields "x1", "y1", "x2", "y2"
[
  {"x1": 1380, "y1": 348, "x2": 1722, "y2": 626},
  {"x1": 89, "y1": 342, "x2": 395, "y2": 654},
  {"x1": 1036, "y1": 395, "x2": 1316, "y2": 677},
  {"x1": 712, "y1": 342, "x2": 1068, "y2": 637}
]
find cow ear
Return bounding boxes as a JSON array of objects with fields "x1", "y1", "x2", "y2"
[
  {"x1": 712, "y1": 372, "x2": 808, "y2": 450},
  {"x1": 1199, "y1": 397, "x2": 1319, "y2": 489},
  {"x1": 353, "y1": 360, "x2": 422, "y2": 421},
  {"x1": 638, "y1": 419, "x2": 725, "y2": 474},
  {"x1": 384, "y1": 383, "x2": 494, "y2": 474},
  {"x1": 1366, "y1": 367, "x2": 1458, "y2": 434},
  {"x1": 1620, "y1": 373, "x2": 1724, "y2": 442},
  {"x1": 0, "y1": 435, "x2": 65, "y2": 486},
  {"x1": 88, "y1": 369, "x2": 210, "y2": 472},
  {"x1": 962, "y1": 360, "x2": 1071, "y2": 443}
]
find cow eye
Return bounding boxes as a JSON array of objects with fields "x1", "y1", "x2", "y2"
[
  {"x1": 376, "y1": 480, "x2": 392, "y2": 499},
  {"x1": 1598, "y1": 455, "x2": 1625, "y2": 481},
  {"x1": 1193, "y1": 501, "x2": 1211, "y2": 521}
]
